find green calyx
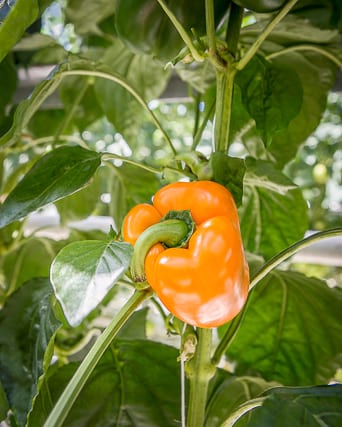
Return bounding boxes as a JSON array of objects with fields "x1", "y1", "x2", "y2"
[{"x1": 130, "y1": 210, "x2": 195, "y2": 287}]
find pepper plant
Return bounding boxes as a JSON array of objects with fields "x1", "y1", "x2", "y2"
[{"x1": 0, "y1": 0, "x2": 342, "y2": 426}]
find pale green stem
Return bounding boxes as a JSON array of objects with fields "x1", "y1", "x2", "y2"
[
  {"x1": 191, "y1": 98, "x2": 215, "y2": 150},
  {"x1": 212, "y1": 227, "x2": 342, "y2": 366},
  {"x1": 155, "y1": 0, "x2": 204, "y2": 62},
  {"x1": 60, "y1": 70, "x2": 176, "y2": 154},
  {"x1": 266, "y1": 44, "x2": 342, "y2": 69},
  {"x1": 43, "y1": 289, "x2": 153, "y2": 427},
  {"x1": 186, "y1": 328, "x2": 215, "y2": 427},
  {"x1": 237, "y1": 0, "x2": 299, "y2": 71},
  {"x1": 102, "y1": 154, "x2": 161, "y2": 175},
  {"x1": 214, "y1": 67, "x2": 237, "y2": 153}
]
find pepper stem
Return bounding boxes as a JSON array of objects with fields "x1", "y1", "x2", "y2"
[
  {"x1": 130, "y1": 210, "x2": 195, "y2": 285},
  {"x1": 186, "y1": 328, "x2": 215, "y2": 427}
]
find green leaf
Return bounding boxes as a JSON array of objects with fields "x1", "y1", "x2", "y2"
[
  {"x1": 239, "y1": 17, "x2": 339, "y2": 165},
  {"x1": 28, "y1": 340, "x2": 181, "y2": 426},
  {"x1": 209, "y1": 152, "x2": 246, "y2": 207},
  {"x1": 235, "y1": 55, "x2": 303, "y2": 146},
  {"x1": 0, "y1": 278, "x2": 61, "y2": 427},
  {"x1": 269, "y1": 51, "x2": 338, "y2": 165},
  {"x1": 55, "y1": 168, "x2": 103, "y2": 223},
  {"x1": 0, "y1": 146, "x2": 102, "y2": 228},
  {"x1": 65, "y1": 0, "x2": 116, "y2": 35},
  {"x1": 224, "y1": 271, "x2": 342, "y2": 386},
  {"x1": 0, "y1": 0, "x2": 53, "y2": 63},
  {"x1": 0, "y1": 56, "x2": 17, "y2": 124},
  {"x1": 232, "y1": 384, "x2": 342, "y2": 426},
  {"x1": 2, "y1": 238, "x2": 59, "y2": 296},
  {"x1": 240, "y1": 158, "x2": 309, "y2": 259},
  {"x1": 94, "y1": 41, "x2": 171, "y2": 144},
  {"x1": 50, "y1": 240, "x2": 133, "y2": 327},
  {"x1": 117, "y1": 308, "x2": 149, "y2": 341},
  {"x1": 206, "y1": 376, "x2": 278, "y2": 427},
  {"x1": 0, "y1": 380, "x2": 9, "y2": 422}
]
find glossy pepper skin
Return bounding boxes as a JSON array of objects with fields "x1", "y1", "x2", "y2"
[
  {"x1": 123, "y1": 181, "x2": 249, "y2": 328},
  {"x1": 115, "y1": 0, "x2": 230, "y2": 62}
]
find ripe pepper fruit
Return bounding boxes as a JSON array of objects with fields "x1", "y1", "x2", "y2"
[
  {"x1": 122, "y1": 180, "x2": 249, "y2": 328},
  {"x1": 232, "y1": 0, "x2": 286, "y2": 13},
  {"x1": 114, "y1": 0, "x2": 230, "y2": 62}
]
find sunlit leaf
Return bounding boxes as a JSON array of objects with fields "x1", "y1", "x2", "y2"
[
  {"x1": 0, "y1": 146, "x2": 101, "y2": 228},
  {"x1": 50, "y1": 240, "x2": 133, "y2": 326},
  {"x1": 224, "y1": 271, "x2": 342, "y2": 386}
]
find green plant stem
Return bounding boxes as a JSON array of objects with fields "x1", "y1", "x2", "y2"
[
  {"x1": 266, "y1": 44, "x2": 342, "y2": 69},
  {"x1": 43, "y1": 289, "x2": 153, "y2": 427},
  {"x1": 214, "y1": 67, "x2": 237, "y2": 153},
  {"x1": 156, "y1": 0, "x2": 204, "y2": 62},
  {"x1": 237, "y1": 0, "x2": 299, "y2": 71},
  {"x1": 249, "y1": 227, "x2": 342, "y2": 290},
  {"x1": 102, "y1": 154, "x2": 161, "y2": 175},
  {"x1": 225, "y1": 2, "x2": 244, "y2": 58},
  {"x1": 211, "y1": 227, "x2": 342, "y2": 366},
  {"x1": 186, "y1": 328, "x2": 215, "y2": 427},
  {"x1": 61, "y1": 69, "x2": 176, "y2": 154}
]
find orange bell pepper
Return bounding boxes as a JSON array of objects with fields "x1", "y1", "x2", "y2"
[{"x1": 122, "y1": 180, "x2": 249, "y2": 328}]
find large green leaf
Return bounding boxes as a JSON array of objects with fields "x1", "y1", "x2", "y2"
[
  {"x1": 0, "y1": 278, "x2": 61, "y2": 427},
  {"x1": 231, "y1": 384, "x2": 342, "y2": 426},
  {"x1": 239, "y1": 16, "x2": 339, "y2": 165},
  {"x1": 0, "y1": 0, "x2": 53, "y2": 63},
  {"x1": 94, "y1": 41, "x2": 171, "y2": 144},
  {"x1": 206, "y1": 376, "x2": 277, "y2": 427},
  {"x1": 50, "y1": 240, "x2": 133, "y2": 326},
  {"x1": 0, "y1": 146, "x2": 102, "y2": 228},
  {"x1": 239, "y1": 158, "x2": 309, "y2": 259},
  {"x1": 236, "y1": 55, "x2": 303, "y2": 147},
  {"x1": 28, "y1": 340, "x2": 181, "y2": 426},
  {"x1": 224, "y1": 270, "x2": 342, "y2": 386}
]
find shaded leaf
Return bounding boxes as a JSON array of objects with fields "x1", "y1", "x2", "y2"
[
  {"x1": 28, "y1": 340, "x2": 181, "y2": 427},
  {"x1": 206, "y1": 376, "x2": 277, "y2": 427},
  {"x1": 51, "y1": 240, "x2": 133, "y2": 326},
  {"x1": 236, "y1": 55, "x2": 303, "y2": 146},
  {"x1": 117, "y1": 307, "x2": 149, "y2": 341},
  {"x1": 232, "y1": 384, "x2": 342, "y2": 426},
  {"x1": 2, "y1": 237, "x2": 59, "y2": 296},
  {"x1": 0, "y1": 380, "x2": 9, "y2": 421},
  {"x1": 94, "y1": 41, "x2": 171, "y2": 144},
  {"x1": 224, "y1": 271, "x2": 342, "y2": 386},
  {"x1": 0, "y1": 56, "x2": 17, "y2": 124},
  {"x1": 0, "y1": 146, "x2": 102, "y2": 228},
  {"x1": 65, "y1": 0, "x2": 116, "y2": 35},
  {"x1": 240, "y1": 159, "x2": 308, "y2": 259},
  {"x1": 0, "y1": 278, "x2": 61, "y2": 427}
]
